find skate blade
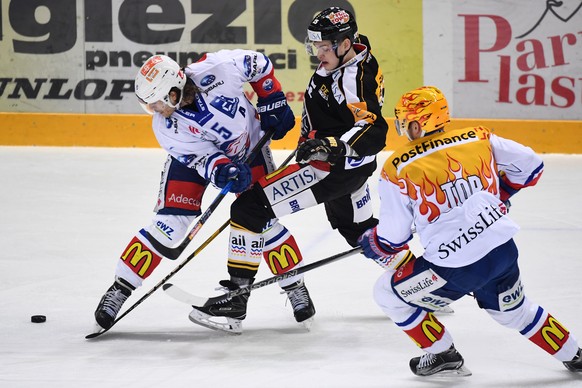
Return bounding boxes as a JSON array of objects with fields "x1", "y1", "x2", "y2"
[
  {"x1": 300, "y1": 317, "x2": 314, "y2": 331},
  {"x1": 428, "y1": 365, "x2": 472, "y2": 378},
  {"x1": 188, "y1": 309, "x2": 242, "y2": 335}
]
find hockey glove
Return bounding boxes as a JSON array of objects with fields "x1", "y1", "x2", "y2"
[
  {"x1": 214, "y1": 162, "x2": 252, "y2": 193},
  {"x1": 358, "y1": 227, "x2": 408, "y2": 262},
  {"x1": 295, "y1": 137, "x2": 347, "y2": 165},
  {"x1": 256, "y1": 91, "x2": 295, "y2": 140}
]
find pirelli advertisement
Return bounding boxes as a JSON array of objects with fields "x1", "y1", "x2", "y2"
[{"x1": 0, "y1": 0, "x2": 422, "y2": 114}]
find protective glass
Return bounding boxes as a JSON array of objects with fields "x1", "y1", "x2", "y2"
[
  {"x1": 394, "y1": 118, "x2": 407, "y2": 137},
  {"x1": 304, "y1": 38, "x2": 337, "y2": 56}
]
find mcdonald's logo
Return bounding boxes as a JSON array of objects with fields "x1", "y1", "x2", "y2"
[
  {"x1": 421, "y1": 312, "x2": 444, "y2": 343},
  {"x1": 121, "y1": 241, "x2": 153, "y2": 277},
  {"x1": 541, "y1": 316, "x2": 569, "y2": 352},
  {"x1": 267, "y1": 244, "x2": 300, "y2": 274}
]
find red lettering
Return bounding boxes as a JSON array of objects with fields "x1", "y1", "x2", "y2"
[
  {"x1": 550, "y1": 77, "x2": 576, "y2": 108},
  {"x1": 458, "y1": 14, "x2": 512, "y2": 82},
  {"x1": 516, "y1": 74, "x2": 546, "y2": 106},
  {"x1": 244, "y1": 90, "x2": 256, "y2": 101},
  {"x1": 516, "y1": 40, "x2": 547, "y2": 71},
  {"x1": 548, "y1": 33, "x2": 577, "y2": 67},
  {"x1": 498, "y1": 55, "x2": 511, "y2": 103}
]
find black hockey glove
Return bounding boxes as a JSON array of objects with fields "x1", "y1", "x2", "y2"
[{"x1": 295, "y1": 137, "x2": 347, "y2": 165}]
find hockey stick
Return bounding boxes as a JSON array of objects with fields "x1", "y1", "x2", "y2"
[
  {"x1": 163, "y1": 247, "x2": 362, "y2": 307},
  {"x1": 144, "y1": 128, "x2": 276, "y2": 260},
  {"x1": 86, "y1": 219, "x2": 230, "y2": 339},
  {"x1": 86, "y1": 144, "x2": 298, "y2": 339}
]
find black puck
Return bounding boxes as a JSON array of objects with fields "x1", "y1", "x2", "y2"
[{"x1": 31, "y1": 315, "x2": 46, "y2": 323}]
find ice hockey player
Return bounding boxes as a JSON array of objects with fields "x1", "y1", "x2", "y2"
[
  {"x1": 92, "y1": 51, "x2": 296, "y2": 332},
  {"x1": 358, "y1": 85, "x2": 582, "y2": 376},
  {"x1": 188, "y1": 6, "x2": 400, "y2": 333}
]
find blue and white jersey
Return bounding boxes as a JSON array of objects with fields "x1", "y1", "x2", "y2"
[{"x1": 150, "y1": 50, "x2": 275, "y2": 182}]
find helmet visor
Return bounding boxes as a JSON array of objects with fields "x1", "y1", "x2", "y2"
[
  {"x1": 304, "y1": 37, "x2": 337, "y2": 56},
  {"x1": 394, "y1": 118, "x2": 407, "y2": 137}
]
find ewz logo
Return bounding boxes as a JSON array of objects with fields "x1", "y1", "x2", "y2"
[{"x1": 500, "y1": 280, "x2": 524, "y2": 311}]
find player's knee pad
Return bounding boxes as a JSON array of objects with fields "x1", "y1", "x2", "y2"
[
  {"x1": 486, "y1": 294, "x2": 536, "y2": 330},
  {"x1": 262, "y1": 222, "x2": 303, "y2": 275},
  {"x1": 373, "y1": 271, "x2": 417, "y2": 322},
  {"x1": 146, "y1": 214, "x2": 196, "y2": 248},
  {"x1": 390, "y1": 261, "x2": 452, "y2": 312},
  {"x1": 116, "y1": 229, "x2": 164, "y2": 288},
  {"x1": 350, "y1": 183, "x2": 374, "y2": 223},
  {"x1": 227, "y1": 223, "x2": 264, "y2": 279}
]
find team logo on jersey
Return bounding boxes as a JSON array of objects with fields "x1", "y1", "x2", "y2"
[
  {"x1": 200, "y1": 74, "x2": 216, "y2": 86},
  {"x1": 262, "y1": 78, "x2": 274, "y2": 92},
  {"x1": 210, "y1": 95, "x2": 239, "y2": 118},
  {"x1": 243, "y1": 54, "x2": 259, "y2": 78},
  {"x1": 318, "y1": 84, "x2": 329, "y2": 101}
]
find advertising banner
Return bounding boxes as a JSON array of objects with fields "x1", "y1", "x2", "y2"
[
  {"x1": 424, "y1": 0, "x2": 582, "y2": 120},
  {"x1": 0, "y1": 0, "x2": 422, "y2": 115}
]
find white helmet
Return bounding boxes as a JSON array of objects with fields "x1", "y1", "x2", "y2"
[{"x1": 135, "y1": 55, "x2": 186, "y2": 110}]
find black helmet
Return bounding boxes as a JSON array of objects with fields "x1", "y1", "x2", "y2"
[{"x1": 307, "y1": 7, "x2": 358, "y2": 44}]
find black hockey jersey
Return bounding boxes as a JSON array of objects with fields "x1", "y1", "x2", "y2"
[{"x1": 301, "y1": 35, "x2": 388, "y2": 176}]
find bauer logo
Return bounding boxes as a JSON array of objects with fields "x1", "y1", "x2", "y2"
[{"x1": 200, "y1": 74, "x2": 216, "y2": 86}]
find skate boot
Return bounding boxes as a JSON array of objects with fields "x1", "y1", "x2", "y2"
[
  {"x1": 94, "y1": 277, "x2": 135, "y2": 330},
  {"x1": 282, "y1": 280, "x2": 316, "y2": 323},
  {"x1": 564, "y1": 348, "x2": 582, "y2": 372},
  {"x1": 189, "y1": 278, "x2": 252, "y2": 334},
  {"x1": 409, "y1": 344, "x2": 472, "y2": 377}
]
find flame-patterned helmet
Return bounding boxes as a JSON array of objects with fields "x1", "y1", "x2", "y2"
[{"x1": 394, "y1": 86, "x2": 450, "y2": 138}]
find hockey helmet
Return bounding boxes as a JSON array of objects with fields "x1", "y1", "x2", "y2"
[
  {"x1": 394, "y1": 86, "x2": 450, "y2": 139},
  {"x1": 135, "y1": 55, "x2": 186, "y2": 113},
  {"x1": 305, "y1": 7, "x2": 358, "y2": 56}
]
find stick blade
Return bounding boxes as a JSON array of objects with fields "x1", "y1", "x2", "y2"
[{"x1": 163, "y1": 283, "x2": 208, "y2": 306}]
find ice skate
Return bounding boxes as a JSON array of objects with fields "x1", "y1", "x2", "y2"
[
  {"x1": 282, "y1": 280, "x2": 316, "y2": 327},
  {"x1": 94, "y1": 277, "x2": 134, "y2": 330},
  {"x1": 189, "y1": 280, "x2": 249, "y2": 335},
  {"x1": 563, "y1": 348, "x2": 582, "y2": 372},
  {"x1": 409, "y1": 344, "x2": 472, "y2": 377}
]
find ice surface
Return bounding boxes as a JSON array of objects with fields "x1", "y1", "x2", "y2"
[{"x1": 1, "y1": 147, "x2": 581, "y2": 387}]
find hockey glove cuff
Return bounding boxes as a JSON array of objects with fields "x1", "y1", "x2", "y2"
[
  {"x1": 295, "y1": 137, "x2": 347, "y2": 165},
  {"x1": 256, "y1": 91, "x2": 295, "y2": 140},
  {"x1": 357, "y1": 227, "x2": 408, "y2": 262},
  {"x1": 498, "y1": 171, "x2": 520, "y2": 203},
  {"x1": 214, "y1": 162, "x2": 252, "y2": 193}
]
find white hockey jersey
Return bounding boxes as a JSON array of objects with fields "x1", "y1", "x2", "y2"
[
  {"x1": 377, "y1": 126, "x2": 544, "y2": 268},
  {"x1": 150, "y1": 50, "x2": 273, "y2": 183}
]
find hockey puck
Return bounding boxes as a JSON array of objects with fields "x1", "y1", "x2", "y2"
[{"x1": 31, "y1": 315, "x2": 46, "y2": 323}]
